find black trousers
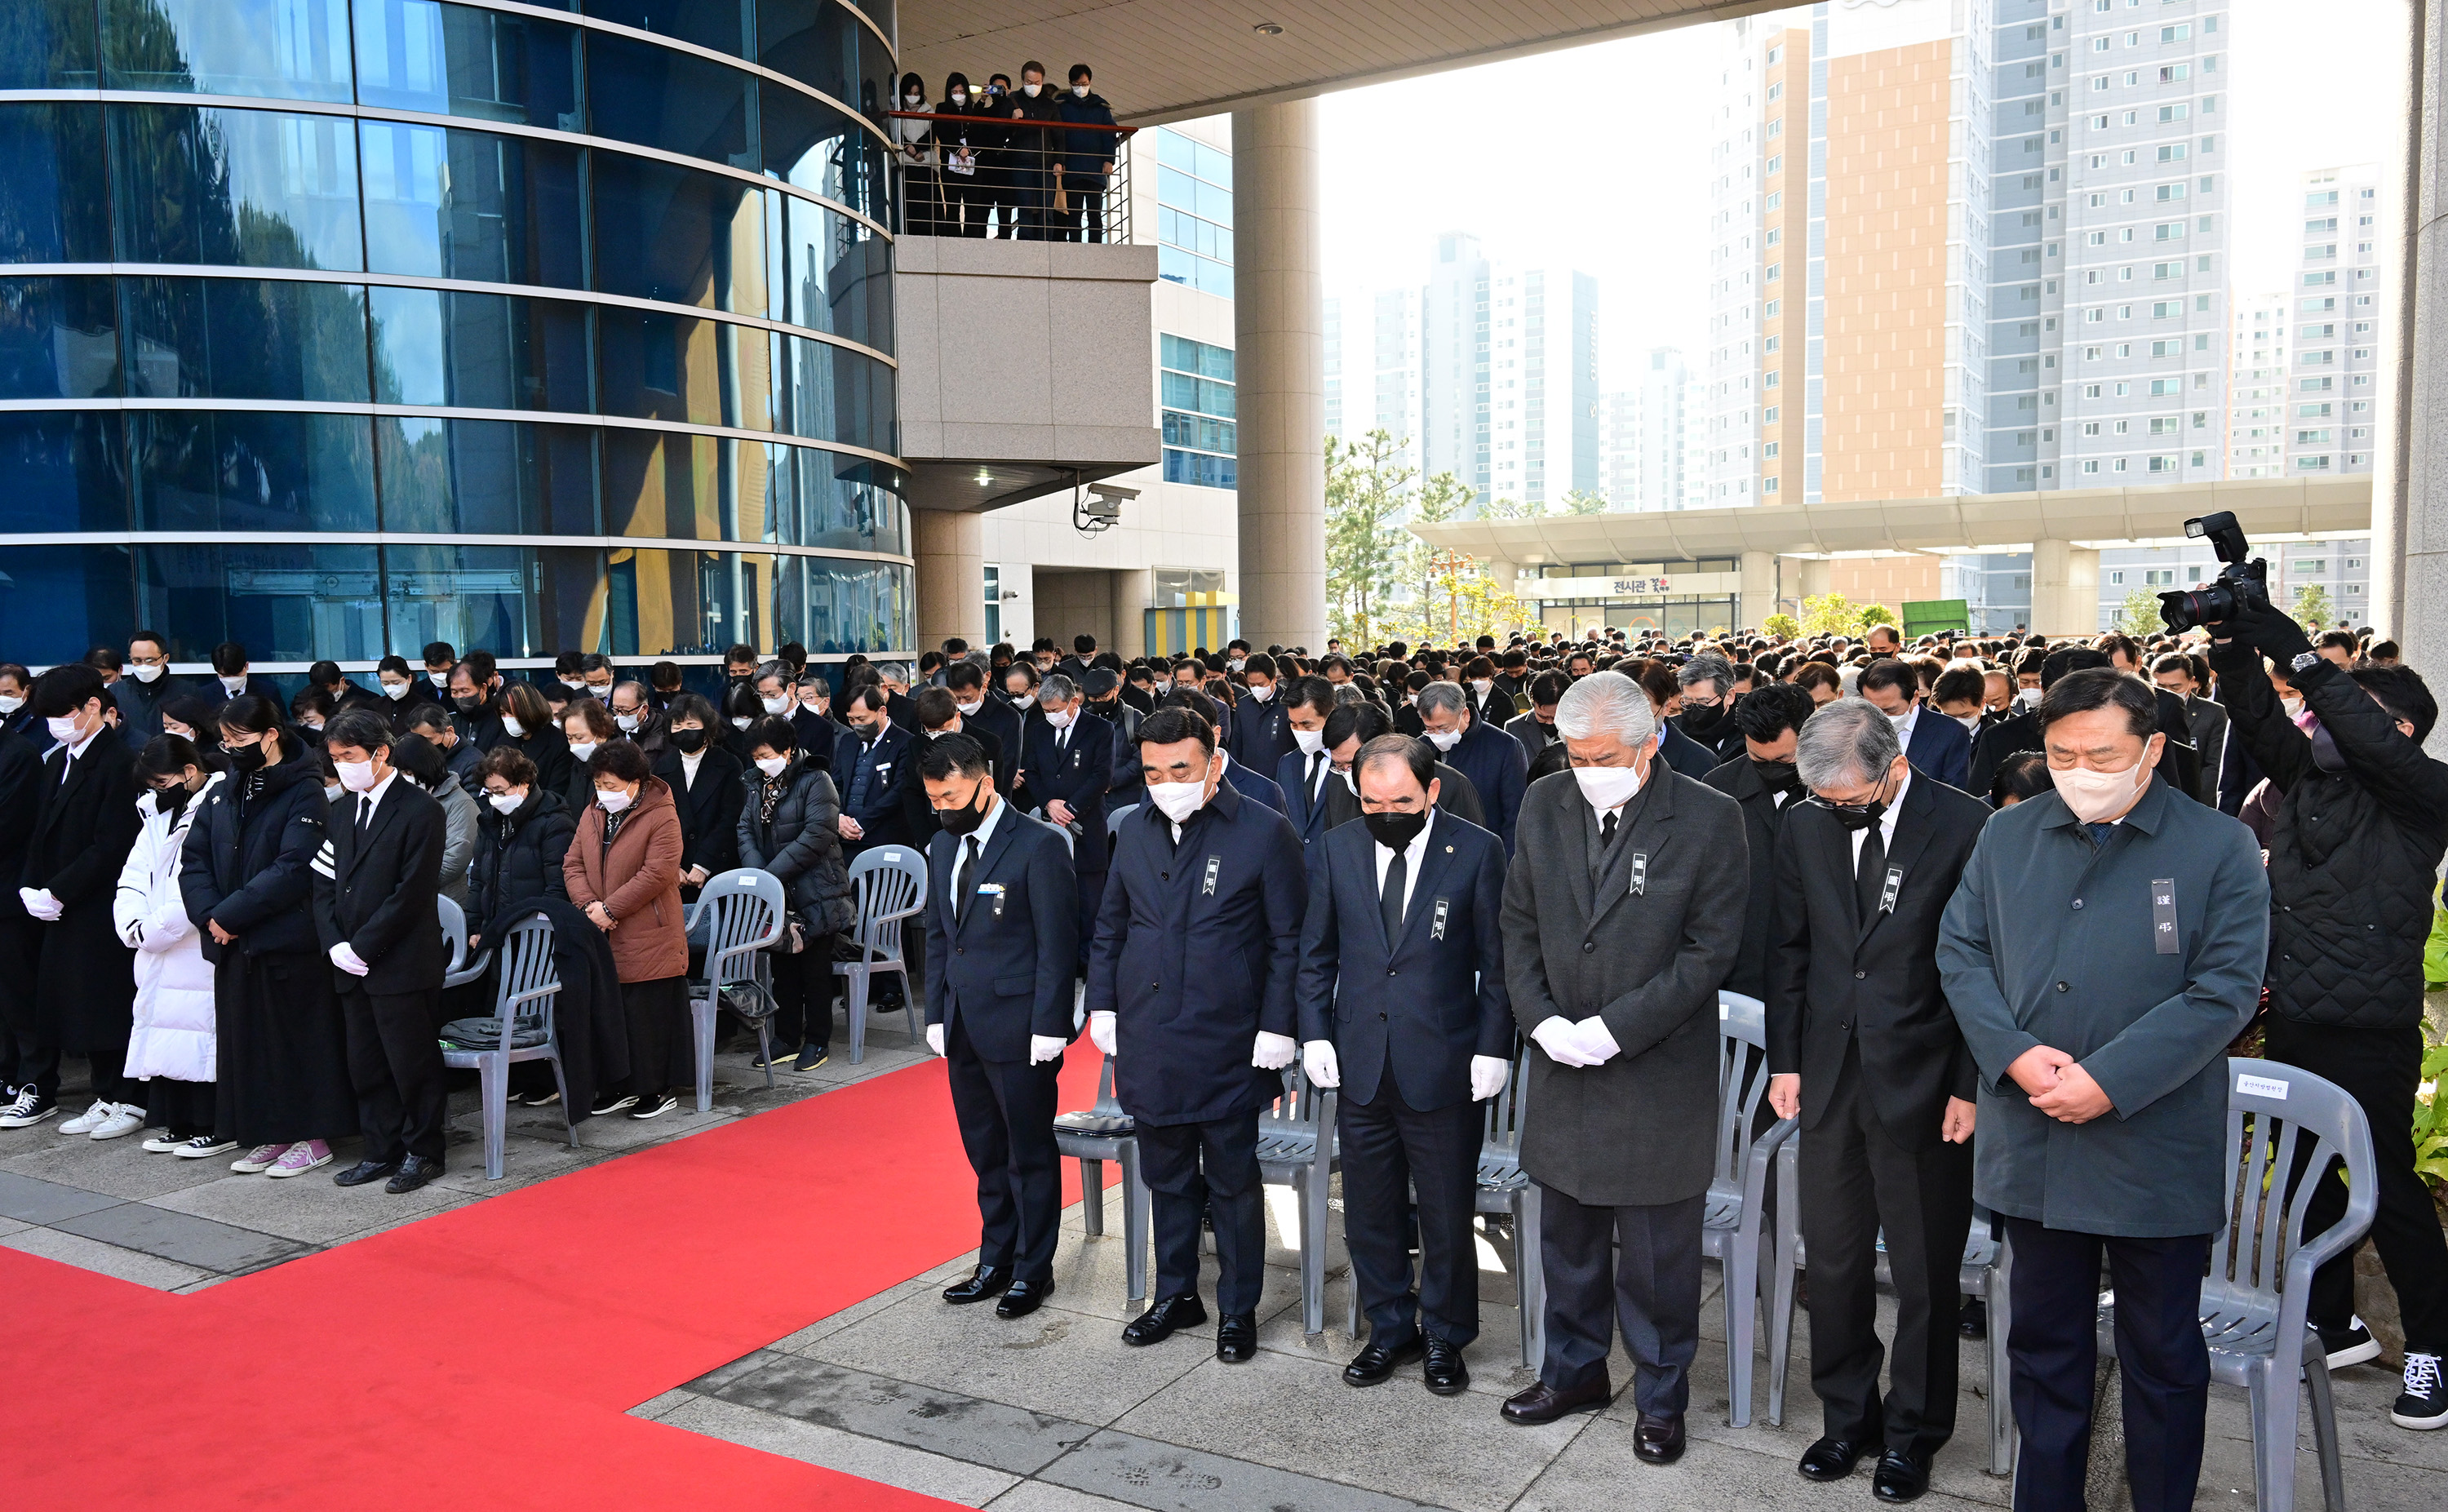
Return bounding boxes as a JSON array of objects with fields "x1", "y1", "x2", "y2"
[
  {"x1": 1539, "y1": 1183, "x2": 1705, "y2": 1417},
  {"x1": 11, "y1": 1036, "x2": 129, "y2": 1104},
  {"x1": 942, "y1": 171, "x2": 987, "y2": 235},
  {"x1": 945, "y1": 1014, "x2": 1063, "y2": 1284},
  {"x1": 2264, "y1": 1018, "x2": 2448, "y2": 1354},
  {"x1": 903, "y1": 166, "x2": 941, "y2": 234},
  {"x1": 144, "y1": 1076, "x2": 217, "y2": 1139},
  {"x1": 340, "y1": 985, "x2": 448, "y2": 1164},
  {"x1": 1798, "y1": 1049, "x2": 1976, "y2": 1456},
  {"x1": 1059, "y1": 171, "x2": 1108, "y2": 242},
  {"x1": 2006, "y1": 1217, "x2": 2211, "y2": 1512},
  {"x1": 622, "y1": 975, "x2": 690, "y2": 1098},
  {"x1": 1138, "y1": 1109, "x2": 1265, "y2": 1314},
  {"x1": 1074, "y1": 870, "x2": 1106, "y2": 973},
  {"x1": 1340, "y1": 1076, "x2": 1481, "y2": 1346},
  {"x1": 1008, "y1": 166, "x2": 1051, "y2": 240}
]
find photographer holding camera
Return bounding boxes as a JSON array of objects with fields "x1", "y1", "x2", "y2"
[{"x1": 2191, "y1": 517, "x2": 2448, "y2": 1432}]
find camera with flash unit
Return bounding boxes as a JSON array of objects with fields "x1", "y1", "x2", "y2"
[{"x1": 2157, "y1": 512, "x2": 2269, "y2": 633}]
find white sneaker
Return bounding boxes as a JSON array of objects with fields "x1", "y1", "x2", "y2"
[
  {"x1": 87, "y1": 1103, "x2": 145, "y2": 1140},
  {"x1": 173, "y1": 1134, "x2": 239, "y2": 1159},
  {"x1": 140, "y1": 1130, "x2": 188, "y2": 1153},
  {"x1": 57, "y1": 1102, "x2": 110, "y2": 1135}
]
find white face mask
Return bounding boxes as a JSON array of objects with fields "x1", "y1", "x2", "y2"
[
  {"x1": 1228, "y1": 658, "x2": 1246, "y2": 672},
  {"x1": 337, "y1": 760, "x2": 378, "y2": 793},
  {"x1": 1072, "y1": 82, "x2": 1089, "y2": 97},
  {"x1": 131, "y1": 662, "x2": 164, "y2": 684},
  {"x1": 2015, "y1": 687, "x2": 2041, "y2": 708},
  {"x1": 951, "y1": 89, "x2": 967, "y2": 104},
  {"x1": 614, "y1": 712, "x2": 640, "y2": 732},
  {"x1": 596, "y1": 787, "x2": 633, "y2": 813},
  {"x1": 220, "y1": 676, "x2": 246, "y2": 695},
  {"x1": 488, "y1": 790, "x2": 525, "y2": 814},
  {"x1": 955, "y1": 698, "x2": 982, "y2": 716},
  {"x1": 756, "y1": 755, "x2": 789, "y2": 778},
  {"x1": 1885, "y1": 709, "x2": 1911, "y2": 731},
  {"x1": 382, "y1": 681, "x2": 410, "y2": 701},
  {"x1": 2280, "y1": 693, "x2": 2304, "y2": 716},
  {"x1": 324, "y1": 783, "x2": 344, "y2": 802},
  {"x1": 1572, "y1": 762, "x2": 1643, "y2": 811},
  {"x1": 2051, "y1": 751, "x2": 2152, "y2": 823},
  {"x1": 1954, "y1": 712, "x2": 1983, "y2": 733},
  {"x1": 800, "y1": 691, "x2": 825, "y2": 709},
  {"x1": 46, "y1": 714, "x2": 82, "y2": 743},
  {"x1": 731, "y1": 716, "x2": 752, "y2": 730},
  {"x1": 1044, "y1": 707, "x2": 1074, "y2": 729},
  {"x1": 0, "y1": 694, "x2": 17, "y2": 715},
  {"x1": 562, "y1": 678, "x2": 587, "y2": 692},
  {"x1": 1471, "y1": 679, "x2": 1492, "y2": 697},
  {"x1": 1426, "y1": 727, "x2": 1462, "y2": 752},
  {"x1": 302, "y1": 716, "x2": 325, "y2": 732},
  {"x1": 1247, "y1": 682, "x2": 1274, "y2": 703},
  {"x1": 761, "y1": 696, "x2": 790, "y2": 715},
  {"x1": 1022, "y1": 81, "x2": 1040, "y2": 96},
  {"x1": 905, "y1": 92, "x2": 921, "y2": 104},
  {"x1": 430, "y1": 670, "x2": 450, "y2": 687},
  {"x1": 1147, "y1": 778, "x2": 1208, "y2": 823},
  {"x1": 567, "y1": 740, "x2": 599, "y2": 762},
  {"x1": 502, "y1": 715, "x2": 526, "y2": 739},
  {"x1": 1292, "y1": 727, "x2": 1325, "y2": 756}
]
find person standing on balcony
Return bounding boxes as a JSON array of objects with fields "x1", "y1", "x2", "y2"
[
  {"x1": 1057, "y1": 64, "x2": 1117, "y2": 243},
  {"x1": 1005, "y1": 62, "x2": 1062, "y2": 241},
  {"x1": 892, "y1": 72, "x2": 940, "y2": 235},
  {"x1": 972, "y1": 73, "x2": 1017, "y2": 236}
]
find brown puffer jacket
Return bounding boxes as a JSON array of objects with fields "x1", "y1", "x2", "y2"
[{"x1": 564, "y1": 776, "x2": 688, "y2": 983}]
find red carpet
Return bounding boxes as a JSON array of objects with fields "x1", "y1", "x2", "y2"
[{"x1": 4, "y1": 1044, "x2": 1115, "y2": 1510}]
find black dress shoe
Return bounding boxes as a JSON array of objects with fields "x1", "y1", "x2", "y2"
[
  {"x1": 333, "y1": 1158, "x2": 400, "y2": 1188},
  {"x1": 1872, "y1": 1448, "x2": 1931, "y2": 1503},
  {"x1": 1634, "y1": 1411, "x2": 1686, "y2": 1465},
  {"x1": 384, "y1": 1154, "x2": 444, "y2": 1194},
  {"x1": 1798, "y1": 1438, "x2": 1867, "y2": 1482},
  {"x1": 1958, "y1": 1297, "x2": 1988, "y2": 1340},
  {"x1": 1422, "y1": 1337, "x2": 1470, "y2": 1396},
  {"x1": 995, "y1": 1278, "x2": 1053, "y2": 1319},
  {"x1": 941, "y1": 1266, "x2": 1011, "y2": 1305},
  {"x1": 1214, "y1": 1312, "x2": 1257, "y2": 1362},
  {"x1": 1121, "y1": 1293, "x2": 1208, "y2": 1346},
  {"x1": 1342, "y1": 1334, "x2": 1423, "y2": 1387},
  {"x1": 1500, "y1": 1376, "x2": 1611, "y2": 1425}
]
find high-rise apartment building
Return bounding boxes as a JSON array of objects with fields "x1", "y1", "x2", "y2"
[
  {"x1": 1600, "y1": 348, "x2": 1702, "y2": 511},
  {"x1": 2287, "y1": 164, "x2": 2383, "y2": 477},
  {"x1": 2227, "y1": 291, "x2": 2289, "y2": 477}
]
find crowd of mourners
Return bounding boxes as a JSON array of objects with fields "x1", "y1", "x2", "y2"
[
  {"x1": 889, "y1": 60, "x2": 1120, "y2": 242},
  {"x1": 2, "y1": 608, "x2": 2441, "y2": 1511}
]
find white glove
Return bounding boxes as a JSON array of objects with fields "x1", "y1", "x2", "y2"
[
  {"x1": 1302, "y1": 1039, "x2": 1341, "y2": 1089},
  {"x1": 1570, "y1": 1015, "x2": 1622, "y2": 1066},
  {"x1": 1089, "y1": 1010, "x2": 1116, "y2": 1057},
  {"x1": 1028, "y1": 1034, "x2": 1067, "y2": 1065},
  {"x1": 1530, "y1": 1015, "x2": 1599, "y2": 1067},
  {"x1": 19, "y1": 887, "x2": 62, "y2": 922},
  {"x1": 926, "y1": 1023, "x2": 945, "y2": 1057},
  {"x1": 1252, "y1": 1030, "x2": 1298, "y2": 1071},
  {"x1": 1470, "y1": 1054, "x2": 1510, "y2": 1101},
  {"x1": 329, "y1": 942, "x2": 371, "y2": 977}
]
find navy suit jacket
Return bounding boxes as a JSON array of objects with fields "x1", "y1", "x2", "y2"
[
  {"x1": 1222, "y1": 754, "x2": 1284, "y2": 814},
  {"x1": 1294, "y1": 810, "x2": 1510, "y2": 1111},
  {"x1": 923, "y1": 804, "x2": 1079, "y2": 1060},
  {"x1": 1903, "y1": 708, "x2": 1973, "y2": 791},
  {"x1": 1017, "y1": 712, "x2": 1114, "y2": 872},
  {"x1": 1229, "y1": 693, "x2": 1297, "y2": 776},
  {"x1": 1659, "y1": 722, "x2": 1719, "y2": 780},
  {"x1": 1086, "y1": 779, "x2": 1308, "y2": 1125},
  {"x1": 1442, "y1": 716, "x2": 1529, "y2": 854},
  {"x1": 964, "y1": 696, "x2": 1025, "y2": 793},
  {"x1": 1275, "y1": 745, "x2": 1336, "y2": 850},
  {"x1": 832, "y1": 722, "x2": 916, "y2": 848}
]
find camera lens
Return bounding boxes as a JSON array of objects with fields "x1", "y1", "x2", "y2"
[{"x1": 2158, "y1": 583, "x2": 2234, "y2": 633}]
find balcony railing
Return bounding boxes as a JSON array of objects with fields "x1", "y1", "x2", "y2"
[{"x1": 886, "y1": 111, "x2": 1138, "y2": 244}]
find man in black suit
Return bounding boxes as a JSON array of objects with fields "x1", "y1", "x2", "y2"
[
  {"x1": 1766, "y1": 698, "x2": 1985, "y2": 1501},
  {"x1": 1272, "y1": 676, "x2": 1339, "y2": 853},
  {"x1": 1015, "y1": 674, "x2": 1111, "y2": 969},
  {"x1": 1702, "y1": 682, "x2": 1815, "y2": 1004},
  {"x1": 832, "y1": 684, "x2": 916, "y2": 855},
  {"x1": 920, "y1": 734, "x2": 1079, "y2": 1319},
  {"x1": 196, "y1": 641, "x2": 285, "y2": 715},
  {"x1": 1319, "y1": 703, "x2": 1488, "y2": 833},
  {"x1": 906, "y1": 687, "x2": 1006, "y2": 849},
  {"x1": 313, "y1": 710, "x2": 450, "y2": 1194},
  {"x1": 1296, "y1": 734, "x2": 1511, "y2": 1396},
  {"x1": 1674, "y1": 651, "x2": 1746, "y2": 763},
  {"x1": 1505, "y1": 671, "x2": 1567, "y2": 767},
  {"x1": 1228, "y1": 653, "x2": 1297, "y2": 775},
  {"x1": 946, "y1": 660, "x2": 1022, "y2": 795},
  {"x1": 1859, "y1": 659, "x2": 1972, "y2": 792}
]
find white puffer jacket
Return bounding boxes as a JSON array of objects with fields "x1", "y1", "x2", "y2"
[{"x1": 115, "y1": 774, "x2": 220, "y2": 1084}]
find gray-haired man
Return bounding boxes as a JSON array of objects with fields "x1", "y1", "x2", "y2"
[
  {"x1": 1497, "y1": 671, "x2": 1749, "y2": 1461},
  {"x1": 1674, "y1": 651, "x2": 1742, "y2": 762}
]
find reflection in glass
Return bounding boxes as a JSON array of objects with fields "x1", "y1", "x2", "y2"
[
  {"x1": 118, "y1": 276, "x2": 371, "y2": 401},
  {"x1": 779, "y1": 334, "x2": 894, "y2": 454},
  {"x1": 586, "y1": 33, "x2": 752, "y2": 170},
  {"x1": 368, "y1": 286, "x2": 591, "y2": 411},
  {"x1": 359, "y1": 122, "x2": 584, "y2": 286},
  {"x1": 380, "y1": 542, "x2": 540, "y2": 658},
  {"x1": 103, "y1": 0, "x2": 353, "y2": 102},
  {"x1": 761, "y1": 84, "x2": 886, "y2": 223},
  {"x1": 0, "y1": 277, "x2": 120, "y2": 400},
  {"x1": 589, "y1": 154, "x2": 769, "y2": 315},
  {"x1": 756, "y1": 1, "x2": 876, "y2": 111},
  {"x1": 597, "y1": 309, "x2": 769, "y2": 432},
  {"x1": 130, "y1": 409, "x2": 376, "y2": 531},
  {"x1": 110, "y1": 104, "x2": 364, "y2": 270},
  {"x1": 801, "y1": 556, "x2": 910, "y2": 653},
  {"x1": 352, "y1": 0, "x2": 581, "y2": 129},
  {"x1": 605, "y1": 548, "x2": 777, "y2": 656},
  {"x1": 376, "y1": 417, "x2": 596, "y2": 534},
  {"x1": 1, "y1": 0, "x2": 100, "y2": 89},
  {"x1": 601, "y1": 429, "x2": 731, "y2": 541},
  {"x1": 778, "y1": 195, "x2": 891, "y2": 344},
  {"x1": 0, "y1": 104, "x2": 113, "y2": 263},
  {"x1": 0, "y1": 413, "x2": 131, "y2": 533},
  {"x1": 0, "y1": 545, "x2": 134, "y2": 667},
  {"x1": 137, "y1": 540, "x2": 384, "y2": 662},
  {"x1": 582, "y1": 0, "x2": 744, "y2": 60},
  {"x1": 786, "y1": 448, "x2": 907, "y2": 554}
]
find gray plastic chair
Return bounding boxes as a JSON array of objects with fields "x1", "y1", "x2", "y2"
[
  {"x1": 1474, "y1": 1043, "x2": 1545, "y2": 1368},
  {"x1": 2095, "y1": 1059, "x2": 2376, "y2": 1512},
  {"x1": 1105, "y1": 804, "x2": 1138, "y2": 836},
  {"x1": 1709, "y1": 991, "x2": 1798, "y2": 1428},
  {"x1": 834, "y1": 845, "x2": 926, "y2": 1062},
  {"x1": 1051, "y1": 1052, "x2": 1151, "y2": 1302},
  {"x1": 435, "y1": 895, "x2": 492, "y2": 990},
  {"x1": 437, "y1": 914, "x2": 575, "y2": 1180},
  {"x1": 1256, "y1": 1065, "x2": 1341, "y2": 1335},
  {"x1": 683, "y1": 868, "x2": 787, "y2": 1112}
]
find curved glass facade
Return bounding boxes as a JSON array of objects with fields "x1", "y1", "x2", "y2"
[{"x1": 0, "y1": 0, "x2": 910, "y2": 667}]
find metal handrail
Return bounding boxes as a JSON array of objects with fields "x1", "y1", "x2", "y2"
[{"x1": 884, "y1": 110, "x2": 1140, "y2": 243}]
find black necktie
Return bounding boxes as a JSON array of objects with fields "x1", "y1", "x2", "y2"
[
  {"x1": 1600, "y1": 809, "x2": 1619, "y2": 849},
  {"x1": 1380, "y1": 845, "x2": 1407, "y2": 945},
  {"x1": 1856, "y1": 821, "x2": 1887, "y2": 928},
  {"x1": 954, "y1": 835, "x2": 979, "y2": 923},
  {"x1": 357, "y1": 796, "x2": 375, "y2": 833},
  {"x1": 1307, "y1": 751, "x2": 1326, "y2": 800}
]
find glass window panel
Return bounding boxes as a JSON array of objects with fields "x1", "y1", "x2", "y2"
[
  {"x1": 589, "y1": 154, "x2": 769, "y2": 314},
  {"x1": 787, "y1": 448, "x2": 905, "y2": 553},
  {"x1": 581, "y1": 0, "x2": 744, "y2": 59},
  {"x1": 597, "y1": 309, "x2": 768, "y2": 431},
  {"x1": 110, "y1": 104, "x2": 364, "y2": 270},
  {"x1": 777, "y1": 335, "x2": 893, "y2": 452},
  {"x1": 380, "y1": 542, "x2": 542, "y2": 658},
  {"x1": 756, "y1": 0, "x2": 859, "y2": 106},
  {"x1": 779, "y1": 194, "x2": 891, "y2": 346},
  {"x1": 376, "y1": 416, "x2": 596, "y2": 534},
  {"x1": 802, "y1": 556, "x2": 907, "y2": 654},
  {"x1": 0, "y1": 413, "x2": 131, "y2": 532},
  {"x1": 1155, "y1": 243, "x2": 1192, "y2": 288},
  {"x1": 533, "y1": 544, "x2": 610, "y2": 654},
  {"x1": 352, "y1": 0, "x2": 581, "y2": 130},
  {"x1": 368, "y1": 286, "x2": 591, "y2": 411},
  {"x1": 0, "y1": 545, "x2": 135, "y2": 667},
  {"x1": 586, "y1": 32, "x2": 752, "y2": 169},
  {"x1": 359, "y1": 122, "x2": 585, "y2": 287},
  {"x1": 118, "y1": 275, "x2": 371, "y2": 401},
  {"x1": 605, "y1": 547, "x2": 775, "y2": 655},
  {"x1": 0, "y1": 277, "x2": 120, "y2": 400},
  {"x1": 103, "y1": 0, "x2": 353, "y2": 101},
  {"x1": 761, "y1": 85, "x2": 886, "y2": 222},
  {"x1": 601, "y1": 428, "x2": 736, "y2": 541},
  {"x1": 130, "y1": 409, "x2": 376, "y2": 530},
  {"x1": 1156, "y1": 129, "x2": 1192, "y2": 172},
  {"x1": 137, "y1": 541, "x2": 383, "y2": 662},
  {"x1": 2, "y1": 0, "x2": 100, "y2": 88},
  {"x1": 1194, "y1": 140, "x2": 1231, "y2": 190},
  {"x1": 0, "y1": 104, "x2": 113, "y2": 263}
]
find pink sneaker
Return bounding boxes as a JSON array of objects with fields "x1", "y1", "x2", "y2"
[
  {"x1": 265, "y1": 1140, "x2": 333, "y2": 1179},
  {"x1": 230, "y1": 1143, "x2": 290, "y2": 1173}
]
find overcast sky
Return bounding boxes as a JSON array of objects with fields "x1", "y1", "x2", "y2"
[{"x1": 1309, "y1": 0, "x2": 2402, "y2": 392}]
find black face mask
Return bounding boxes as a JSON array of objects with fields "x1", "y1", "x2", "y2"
[
  {"x1": 225, "y1": 742, "x2": 267, "y2": 774},
  {"x1": 935, "y1": 781, "x2": 990, "y2": 836},
  {"x1": 1812, "y1": 771, "x2": 1895, "y2": 831},
  {"x1": 1679, "y1": 703, "x2": 1725, "y2": 735},
  {"x1": 1363, "y1": 809, "x2": 1428, "y2": 852},
  {"x1": 1750, "y1": 758, "x2": 1798, "y2": 792},
  {"x1": 454, "y1": 694, "x2": 484, "y2": 713},
  {"x1": 670, "y1": 727, "x2": 707, "y2": 755},
  {"x1": 155, "y1": 781, "x2": 196, "y2": 817},
  {"x1": 1089, "y1": 698, "x2": 1120, "y2": 719}
]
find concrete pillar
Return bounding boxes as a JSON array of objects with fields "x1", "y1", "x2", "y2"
[
  {"x1": 1111, "y1": 568, "x2": 1151, "y2": 662},
  {"x1": 2029, "y1": 538, "x2": 2101, "y2": 637},
  {"x1": 1231, "y1": 100, "x2": 1328, "y2": 652},
  {"x1": 912, "y1": 508, "x2": 984, "y2": 652},
  {"x1": 2392, "y1": 0, "x2": 2447, "y2": 747},
  {"x1": 1800, "y1": 556, "x2": 1833, "y2": 601},
  {"x1": 1739, "y1": 551, "x2": 1775, "y2": 629}
]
